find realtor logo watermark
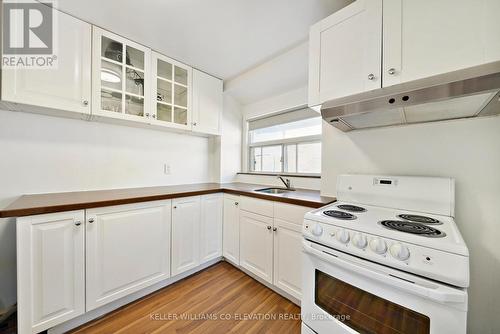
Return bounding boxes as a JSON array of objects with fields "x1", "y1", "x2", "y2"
[{"x1": 2, "y1": 0, "x2": 57, "y2": 68}]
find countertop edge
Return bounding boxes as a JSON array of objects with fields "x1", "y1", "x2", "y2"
[{"x1": 0, "y1": 185, "x2": 336, "y2": 218}]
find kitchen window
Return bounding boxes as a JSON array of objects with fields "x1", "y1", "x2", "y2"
[{"x1": 247, "y1": 108, "x2": 322, "y2": 175}]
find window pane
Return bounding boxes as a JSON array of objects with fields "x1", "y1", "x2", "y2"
[
  {"x1": 126, "y1": 46, "x2": 144, "y2": 69},
  {"x1": 250, "y1": 117, "x2": 321, "y2": 144},
  {"x1": 250, "y1": 147, "x2": 262, "y2": 172},
  {"x1": 262, "y1": 146, "x2": 282, "y2": 173},
  {"x1": 285, "y1": 144, "x2": 297, "y2": 173},
  {"x1": 158, "y1": 59, "x2": 172, "y2": 80},
  {"x1": 297, "y1": 142, "x2": 321, "y2": 174}
]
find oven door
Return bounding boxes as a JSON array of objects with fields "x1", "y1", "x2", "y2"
[{"x1": 301, "y1": 239, "x2": 467, "y2": 334}]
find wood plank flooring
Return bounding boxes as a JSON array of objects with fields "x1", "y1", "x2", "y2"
[{"x1": 70, "y1": 262, "x2": 301, "y2": 334}]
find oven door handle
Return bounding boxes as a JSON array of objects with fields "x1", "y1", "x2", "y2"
[{"x1": 303, "y1": 240, "x2": 466, "y2": 304}]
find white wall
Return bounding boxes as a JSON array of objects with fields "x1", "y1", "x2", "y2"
[
  {"x1": 321, "y1": 116, "x2": 500, "y2": 334},
  {"x1": 242, "y1": 85, "x2": 308, "y2": 120},
  {"x1": 0, "y1": 109, "x2": 212, "y2": 311},
  {"x1": 219, "y1": 93, "x2": 243, "y2": 183}
]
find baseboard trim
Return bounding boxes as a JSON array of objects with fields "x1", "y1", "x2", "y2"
[{"x1": 48, "y1": 258, "x2": 222, "y2": 334}]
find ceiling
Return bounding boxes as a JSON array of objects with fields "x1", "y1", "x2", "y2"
[{"x1": 56, "y1": 0, "x2": 352, "y2": 81}]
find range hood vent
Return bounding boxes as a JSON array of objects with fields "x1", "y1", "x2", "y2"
[{"x1": 322, "y1": 61, "x2": 500, "y2": 131}]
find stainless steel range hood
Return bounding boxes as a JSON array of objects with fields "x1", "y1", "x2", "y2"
[{"x1": 321, "y1": 61, "x2": 500, "y2": 131}]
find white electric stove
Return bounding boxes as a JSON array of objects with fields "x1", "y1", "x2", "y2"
[{"x1": 301, "y1": 175, "x2": 470, "y2": 334}]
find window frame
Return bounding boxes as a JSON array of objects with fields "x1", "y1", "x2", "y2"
[{"x1": 247, "y1": 134, "x2": 322, "y2": 176}]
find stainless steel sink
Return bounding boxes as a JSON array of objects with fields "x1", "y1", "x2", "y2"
[{"x1": 255, "y1": 187, "x2": 295, "y2": 194}]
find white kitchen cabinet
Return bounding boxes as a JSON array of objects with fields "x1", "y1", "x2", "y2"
[
  {"x1": 192, "y1": 69, "x2": 222, "y2": 135},
  {"x1": 309, "y1": 0, "x2": 500, "y2": 105},
  {"x1": 17, "y1": 211, "x2": 85, "y2": 334},
  {"x1": 273, "y1": 218, "x2": 303, "y2": 300},
  {"x1": 308, "y1": 0, "x2": 382, "y2": 106},
  {"x1": 171, "y1": 196, "x2": 201, "y2": 276},
  {"x1": 92, "y1": 27, "x2": 151, "y2": 124},
  {"x1": 200, "y1": 194, "x2": 223, "y2": 263},
  {"x1": 383, "y1": 0, "x2": 500, "y2": 87},
  {"x1": 239, "y1": 210, "x2": 274, "y2": 284},
  {"x1": 151, "y1": 52, "x2": 193, "y2": 130},
  {"x1": 1, "y1": 10, "x2": 91, "y2": 118},
  {"x1": 223, "y1": 194, "x2": 240, "y2": 265},
  {"x1": 273, "y1": 203, "x2": 309, "y2": 299},
  {"x1": 85, "y1": 201, "x2": 171, "y2": 311}
]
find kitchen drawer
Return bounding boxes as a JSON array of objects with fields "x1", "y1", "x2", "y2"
[
  {"x1": 239, "y1": 196, "x2": 274, "y2": 217},
  {"x1": 274, "y1": 202, "x2": 311, "y2": 225}
]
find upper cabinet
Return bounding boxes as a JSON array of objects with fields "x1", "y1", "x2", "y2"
[
  {"x1": 309, "y1": 0, "x2": 500, "y2": 106},
  {"x1": 1, "y1": 9, "x2": 92, "y2": 118},
  {"x1": 1, "y1": 5, "x2": 223, "y2": 136},
  {"x1": 151, "y1": 52, "x2": 192, "y2": 130},
  {"x1": 192, "y1": 70, "x2": 223, "y2": 135},
  {"x1": 92, "y1": 27, "x2": 151, "y2": 123},
  {"x1": 308, "y1": 0, "x2": 382, "y2": 106},
  {"x1": 382, "y1": 0, "x2": 500, "y2": 87}
]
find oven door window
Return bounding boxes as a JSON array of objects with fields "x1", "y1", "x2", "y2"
[{"x1": 315, "y1": 270, "x2": 430, "y2": 334}]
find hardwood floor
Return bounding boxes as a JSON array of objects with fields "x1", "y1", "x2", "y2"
[{"x1": 70, "y1": 262, "x2": 301, "y2": 334}]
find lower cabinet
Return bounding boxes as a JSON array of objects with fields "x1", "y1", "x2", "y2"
[
  {"x1": 171, "y1": 196, "x2": 201, "y2": 276},
  {"x1": 239, "y1": 210, "x2": 274, "y2": 284},
  {"x1": 273, "y1": 218, "x2": 303, "y2": 300},
  {"x1": 15, "y1": 192, "x2": 304, "y2": 333},
  {"x1": 222, "y1": 194, "x2": 240, "y2": 264},
  {"x1": 237, "y1": 200, "x2": 308, "y2": 300},
  {"x1": 17, "y1": 210, "x2": 85, "y2": 334},
  {"x1": 200, "y1": 193, "x2": 223, "y2": 263},
  {"x1": 171, "y1": 194, "x2": 223, "y2": 276},
  {"x1": 85, "y1": 200, "x2": 171, "y2": 311}
]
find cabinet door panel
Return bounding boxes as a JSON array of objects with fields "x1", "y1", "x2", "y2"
[
  {"x1": 273, "y1": 219, "x2": 302, "y2": 299},
  {"x1": 309, "y1": 0, "x2": 382, "y2": 105},
  {"x1": 200, "y1": 194, "x2": 223, "y2": 263},
  {"x1": 383, "y1": 0, "x2": 500, "y2": 86},
  {"x1": 151, "y1": 52, "x2": 193, "y2": 130},
  {"x1": 17, "y1": 211, "x2": 85, "y2": 334},
  {"x1": 86, "y1": 201, "x2": 171, "y2": 311},
  {"x1": 239, "y1": 211, "x2": 273, "y2": 284},
  {"x1": 171, "y1": 196, "x2": 201, "y2": 275},
  {"x1": 2, "y1": 10, "x2": 91, "y2": 115},
  {"x1": 92, "y1": 27, "x2": 151, "y2": 123},
  {"x1": 223, "y1": 196, "x2": 240, "y2": 264},
  {"x1": 192, "y1": 69, "x2": 222, "y2": 135}
]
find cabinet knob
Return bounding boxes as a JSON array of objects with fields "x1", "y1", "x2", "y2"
[
  {"x1": 388, "y1": 68, "x2": 396, "y2": 75},
  {"x1": 152, "y1": 114, "x2": 156, "y2": 119},
  {"x1": 267, "y1": 226, "x2": 272, "y2": 230},
  {"x1": 88, "y1": 218, "x2": 95, "y2": 224},
  {"x1": 173, "y1": 206, "x2": 177, "y2": 209},
  {"x1": 235, "y1": 202, "x2": 239, "y2": 206},
  {"x1": 83, "y1": 100, "x2": 89, "y2": 106},
  {"x1": 145, "y1": 113, "x2": 150, "y2": 117},
  {"x1": 273, "y1": 227, "x2": 277, "y2": 232},
  {"x1": 75, "y1": 221, "x2": 81, "y2": 226},
  {"x1": 367, "y1": 73, "x2": 375, "y2": 81},
  {"x1": 193, "y1": 122, "x2": 197, "y2": 126}
]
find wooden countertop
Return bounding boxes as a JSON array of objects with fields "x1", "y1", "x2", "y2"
[{"x1": 0, "y1": 183, "x2": 336, "y2": 218}]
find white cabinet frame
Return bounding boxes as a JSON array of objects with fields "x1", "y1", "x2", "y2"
[
  {"x1": 91, "y1": 27, "x2": 152, "y2": 124},
  {"x1": 17, "y1": 210, "x2": 85, "y2": 334}
]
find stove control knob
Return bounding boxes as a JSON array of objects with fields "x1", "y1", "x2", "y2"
[
  {"x1": 311, "y1": 224, "x2": 323, "y2": 237},
  {"x1": 369, "y1": 238, "x2": 387, "y2": 255},
  {"x1": 352, "y1": 233, "x2": 367, "y2": 249},
  {"x1": 390, "y1": 243, "x2": 410, "y2": 261},
  {"x1": 336, "y1": 229, "x2": 350, "y2": 244}
]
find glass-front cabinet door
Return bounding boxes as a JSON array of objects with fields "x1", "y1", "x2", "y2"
[
  {"x1": 151, "y1": 52, "x2": 192, "y2": 130},
  {"x1": 92, "y1": 27, "x2": 151, "y2": 122}
]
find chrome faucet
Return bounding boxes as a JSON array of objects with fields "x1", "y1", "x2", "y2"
[{"x1": 278, "y1": 176, "x2": 295, "y2": 190}]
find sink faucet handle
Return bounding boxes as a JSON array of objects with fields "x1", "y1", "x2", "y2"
[{"x1": 277, "y1": 175, "x2": 293, "y2": 190}]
